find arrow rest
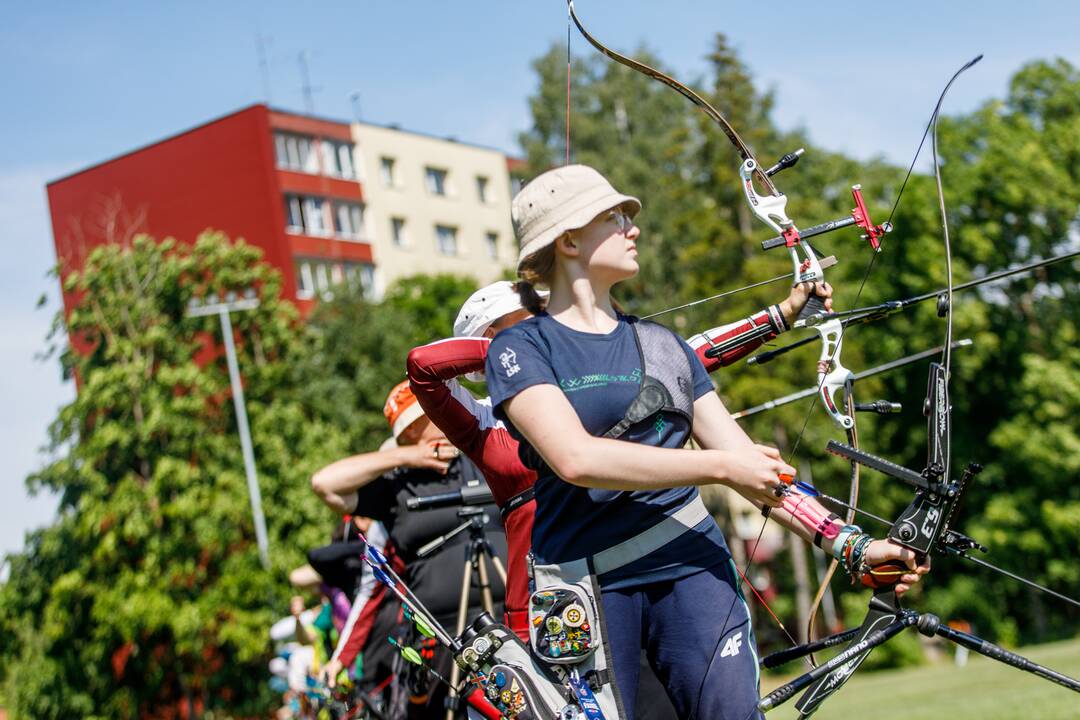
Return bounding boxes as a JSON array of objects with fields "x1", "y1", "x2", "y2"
[{"x1": 936, "y1": 292, "x2": 950, "y2": 317}]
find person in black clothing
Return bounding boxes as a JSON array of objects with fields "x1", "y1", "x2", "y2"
[{"x1": 311, "y1": 380, "x2": 507, "y2": 717}]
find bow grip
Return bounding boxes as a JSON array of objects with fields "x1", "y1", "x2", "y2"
[{"x1": 796, "y1": 293, "x2": 828, "y2": 323}]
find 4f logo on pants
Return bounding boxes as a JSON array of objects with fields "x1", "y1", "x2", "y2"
[{"x1": 720, "y1": 631, "x2": 743, "y2": 658}]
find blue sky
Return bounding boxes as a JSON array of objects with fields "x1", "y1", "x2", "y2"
[{"x1": 2, "y1": 1, "x2": 1078, "y2": 563}]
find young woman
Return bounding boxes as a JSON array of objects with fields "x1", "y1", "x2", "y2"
[
  {"x1": 409, "y1": 271, "x2": 824, "y2": 640},
  {"x1": 484, "y1": 164, "x2": 930, "y2": 720}
]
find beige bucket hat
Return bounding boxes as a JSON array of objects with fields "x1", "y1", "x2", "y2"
[{"x1": 512, "y1": 164, "x2": 641, "y2": 267}]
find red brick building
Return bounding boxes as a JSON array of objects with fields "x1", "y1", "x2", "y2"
[{"x1": 47, "y1": 104, "x2": 373, "y2": 316}]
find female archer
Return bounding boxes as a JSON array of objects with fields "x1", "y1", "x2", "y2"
[{"x1": 485, "y1": 164, "x2": 930, "y2": 720}]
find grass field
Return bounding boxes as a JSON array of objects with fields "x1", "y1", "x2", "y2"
[{"x1": 760, "y1": 636, "x2": 1080, "y2": 720}]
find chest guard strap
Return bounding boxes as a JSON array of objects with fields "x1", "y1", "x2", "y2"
[{"x1": 602, "y1": 320, "x2": 695, "y2": 439}]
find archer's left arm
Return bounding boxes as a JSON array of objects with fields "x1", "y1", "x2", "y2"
[
  {"x1": 687, "y1": 305, "x2": 787, "y2": 371},
  {"x1": 687, "y1": 282, "x2": 833, "y2": 371},
  {"x1": 767, "y1": 491, "x2": 931, "y2": 595}
]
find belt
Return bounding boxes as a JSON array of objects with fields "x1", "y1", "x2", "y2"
[{"x1": 591, "y1": 495, "x2": 710, "y2": 575}]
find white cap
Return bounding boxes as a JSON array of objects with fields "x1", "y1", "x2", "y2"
[
  {"x1": 513, "y1": 164, "x2": 640, "y2": 267},
  {"x1": 453, "y1": 280, "x2": 545, "y2": 338}
]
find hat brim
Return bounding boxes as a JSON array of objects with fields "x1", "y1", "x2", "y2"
[
  {"x1": 517, "y1": 188, "x2": 641, "y2": 267},
  {"x1": 390, "y1": 401, "x2": 426, "y2": 440}
]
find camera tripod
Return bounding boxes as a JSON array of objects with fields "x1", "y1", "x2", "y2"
[{"x1": 416, "y1": 506, "x2": 508, "y2": 720}]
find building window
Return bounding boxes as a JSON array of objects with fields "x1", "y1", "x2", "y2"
[
  {"x1": 303, "y1": 197, "x2": 329, "y2": 236},
  {"x1": 284, "y1": 193, "x2": 335, "y2": 237},
  {"x1": 284, "y1": 195, "x2": 304, "y2": 233},
  {"x1": 425, "y1": 167, "x2": 448, "y2": 196},
  {"x1": 322, "y1": 140, "x2": 356, "y2": 179},
  {"x1": 295, "y1": 258, "x2": 374, "y2": 301},
  {"x1": 435, "y1": 225, "x2": 458, "y2": 256},
  {"x1": 333, "y1": 201, "x2": 365, "y2": 240},
  {"x1": 485, "y1": 232, "x2": 499, "y2": 260},
  {"x1": 274, "y1": 132, "x2": 318, "y2": 173},
  {"x1": 476, "y1": 175, "x2": 490, "y2": 203},
  {"x1": 380, "y1": 156, "x2": 397, "y2": 187},
  {"x1": 296, "y1": 262, "x2": 314, "y2": 299},
  {"x1": 391, "y1": 217, "x2": 407, "y2": 247},
  {"x1": 344, "y1": 262, "x2": 375, "y2": 296}
]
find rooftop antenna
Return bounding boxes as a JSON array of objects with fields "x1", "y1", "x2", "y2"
[
  {"x1": 298, "y1": 50, "x2": 320, "y2": 113},
  {"x1": 255, "y1": 30, "x2": 272, "y2": 103},
  {"x1": 349, "y1": 90, "x2": 362, "y2": 123}
]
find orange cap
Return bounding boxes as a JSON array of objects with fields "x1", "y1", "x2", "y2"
[{"x1": 383, "y1": 380, "x2": 425, "y2": 441}]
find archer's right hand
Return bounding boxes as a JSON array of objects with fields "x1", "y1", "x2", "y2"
[{"x1": 715, "y1": 444, "x2": 795, "y2": 508}]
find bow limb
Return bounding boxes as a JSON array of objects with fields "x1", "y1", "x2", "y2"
[
  {"x1": 568, "y1": 0, "x2": 824, "y2": 307},
  {"x1": 566, "y1": 1, "x2": 781, "y2": 203},
  {"x1": 805, "y1": 393, "x2": 860, "y2": 661}
]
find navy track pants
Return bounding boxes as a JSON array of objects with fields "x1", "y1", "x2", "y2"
[{"x1": 601, "y1": 561, "x2": 762, "y2": 720}]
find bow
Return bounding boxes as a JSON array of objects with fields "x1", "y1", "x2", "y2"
[
  {"x1": 566, "y1": 0, "x2": 879, "y2": 663},
  {"x1": 759, "y1": 55, "x2": 994, "y2": 716},
  {"x1": 563, "y1": 8, "x2": 1080, "y2": 713},
  {"x1": 567, "y1": 0, "x2": 823, "y2": 287},
  {"x1": 743, "y1": 63, "x2": 1080, "y2": 714}
]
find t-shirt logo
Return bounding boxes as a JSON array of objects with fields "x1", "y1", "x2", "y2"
[{"x1": 500, "y1": 347, "x2": 521, "y2": 377}]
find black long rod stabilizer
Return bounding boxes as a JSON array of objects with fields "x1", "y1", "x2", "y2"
[
  {"x1": 932, "y1": 619, "x2": 1080, "y2": 692},
  {"x1": 759, "y1": 627, "x2": 860, "y2": 669},
  {"x1": 748, "y1": 249, "x2": 1080, "y2": 366},
  {"x1": 760, "y1": 609, "x2": 1080, "y2": 713}
]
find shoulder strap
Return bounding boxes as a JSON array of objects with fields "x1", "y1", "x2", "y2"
[
  {"x1": 600, "y1": 320, "x2": 694, "y2": 439},
  {"x1": 499, "y1": 487, "x2": 536, "y2": 519}
]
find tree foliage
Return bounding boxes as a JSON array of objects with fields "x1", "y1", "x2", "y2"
[
  {"x1": 295, "y1": 274, "x2": 479, "y2": 452},
  {"x1": 0, "y1": 234, "x2": 351, "y2": 718}
]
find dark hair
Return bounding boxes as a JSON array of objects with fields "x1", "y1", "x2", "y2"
[
  {"x1": 517, "y1": 242, "x2": 557, "y2": 287},
  {"x1": 510, "y1": 280, "x2": 543, "y2": 315},
  {"x1": 515, "y1": 243, "x2": 556, "y2": 314}
]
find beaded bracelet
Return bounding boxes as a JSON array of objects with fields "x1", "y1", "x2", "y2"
[
  {"x1": 846, "y1": 535, "x2": 875, "y2": 580},
  {"x1": 831, "y1": 525, "x2": 861, "y2": 561},
  {"x1": 841, "y1": 531, "x2": 863, "y2": 565}
]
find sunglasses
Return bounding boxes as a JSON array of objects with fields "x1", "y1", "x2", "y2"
[{"x1": 607, "y1": 208, "x2": 635, "y2": 233}]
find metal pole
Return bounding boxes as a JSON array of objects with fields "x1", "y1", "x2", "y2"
[{"x1": 218, "y1": 307, "x2": 271, "y2": 569}]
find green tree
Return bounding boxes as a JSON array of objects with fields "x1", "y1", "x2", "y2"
[
  {"x1": 0, "y1": 233, "x2": 349, "y2": 718},
  {"x1": 297, "y1": 274, "x2": 480, "y2": 452}
]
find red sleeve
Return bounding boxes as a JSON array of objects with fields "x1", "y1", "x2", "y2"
[
  {"x1": 407, "y1": 338, "x2": 537, "y2": 623},
  {"x1": 687, "y1": 305, "x2": 788, "y2": 373},
  {"x1": 406, "y1": 338, "x2": 491, "y2": 459},
  {"x1": 406, "y1": 338, "x2": 536, "y2": 507}
]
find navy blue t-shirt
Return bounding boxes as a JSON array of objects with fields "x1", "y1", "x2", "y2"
[{"x1": 485, "y1": 312, "x2": 732, "y2": 590}]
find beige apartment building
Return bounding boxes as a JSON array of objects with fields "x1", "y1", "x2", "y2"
[{"x1": 352, "y1": 122, "x2": 517, "y2": 297}]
